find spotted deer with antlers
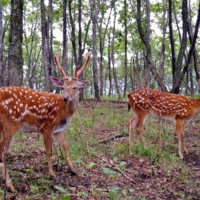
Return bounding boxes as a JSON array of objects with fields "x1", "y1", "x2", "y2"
[
  {"x1": 0, "y1": 52, "x2": 90, "y2": 192},
  {"x1": 127, "y1": 87, "x2": 200, "y2": 159}
]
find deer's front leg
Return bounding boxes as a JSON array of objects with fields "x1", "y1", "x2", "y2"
[
  {"x1": 54, "y1": 132, "x2": 76, "y2": 175},
  {"x1": 175, "y1": 120, "x2": 184, "y2": 159},
  {"x1": 42, "y1": 132, "x2": 56, "y2": 178},
  {"x1": 181, "y1": 129, "x2": 188, "y2": 155},
  {"x1": 0, "y1": 162, "x2": 15, "y2": 192},
  {"x1": 0, "y1": 123, "x2": 19, "y2": 192}
]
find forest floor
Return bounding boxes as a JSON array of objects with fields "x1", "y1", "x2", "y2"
[{"x1": 1, "y1": 100, "x2": 200, "y2": 200}]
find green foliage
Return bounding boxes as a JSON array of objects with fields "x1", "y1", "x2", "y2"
[
  {"x1": 108, "y1": 186, "x2": 120, "y2": 200},
  {"x1": 134, "y1": 143, "x2": 158, "y2": 159},
  {"x1": 107, "y1": 186, "x2": 135, "y2": 200},
  {"x1": 112, "y1": 143, "x2": 129, "y2": 155},
  {"x1": 102, "y1": 167, "x2": 117, "y2": 177},
  {"x1": 2, "y1": 0, "x2": 10, "y2": 6},
  {"x1": 54, "y1": 186, "x2": 71, "y2": 200},
  {"x1": 25, "y1": 168, "x2": 35, "y2": 176},
  {"x1": 54, "y1": 185, "x2": 66, "y2": 193},
  {"x1": 119, "y1": 161, "x2": 126, "y2": 170},
  {"x1": 0, "y1": 189, "x2": 4, "y2": 197},
  {"x1": 88, "y1": 162, "x2": 96, "y2": 169}
]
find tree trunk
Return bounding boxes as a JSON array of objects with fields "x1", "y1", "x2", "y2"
[
  {"x1": 171, "y1": 2, "x2": 200, "y2": 93},
  {"x1": 78, "y1": 0, "x2": 84, "y2": 100},
  {"x1": 0, "y1": 1, "x2": 3, "y2": 87},
  {"x1": 187, "y1": 2, "x2": 200, "y2": 93},
  {"x1": 189, "y1": 68, "x2": 194, "y2": 95},
  {"x1": 144, "y1": 0, "x2": 150, "y2": 87},
  {"x1": 108, "y1": 33, "x2": 112, "y2": 96},
  {"x1": 23, "y1": 6, "x2": 41, "y2": 89},
  {"x1": 168, "y1": 0, "x2": 176, "y2": 89},
  {"x1": 99, "y1": 2, "x2": 113, "y2": 96},
  {"x1": 123, "y1": 0, "x2": 128, "y2": 97},
  {"x1": 158, "y1": 0, "x2": 167, "y2": 80},
  {"x1": 62, "y1": 0, "x2": 68, "y2": 75},
  {"x1": 69, "y1": 0, "x2": 77, "y2": 65},
  {"x1": 41, "y1": 0, "x2": 51, "y2": 92},
  {"x1": 89, "y1": 0, "x2": 100, "y2": 100},
  {"x1": 172, "y1": 0, "x2": 188, "y2": 94},
  {"x1": 99, "y1": 5, "x2": 104, "y2": 96},
  {"x1": 136, "y1": 0, "x2": 167, "y2": 92},
  {"x1": 7, "y1": 0, "x2": 24, "y2": 86},
  {"x1": 68, "y1": 0, "x2": 90, "y2": 100},
  {"x1": 111, "y1": 5, "x2": 121, "y2": 100},
  {"x1": 48, "y1": 0, "x2": 53, "y2": 88}
]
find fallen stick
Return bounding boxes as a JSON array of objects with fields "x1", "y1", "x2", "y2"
[
  {"x1": 99, "y1": 133, "x2": 127, "y2": 143},
  {"x1": 95, "y1": 155, "x2": 136, "y2": 187}
]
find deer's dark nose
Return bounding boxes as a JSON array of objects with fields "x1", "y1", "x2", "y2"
[{"x1": 63, "y1": 97, "x2": 68, "y2": 102}]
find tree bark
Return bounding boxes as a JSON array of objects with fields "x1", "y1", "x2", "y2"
[
  {"x1": 62, "y1": 0, "x2": 68, "y2": 75},
  {"x1": 158, "y1": 0, "x2": 167, "y2": 80},
  {"x1": 78, "y1": 0, "x2": 84, "y2": 100},
  {"x1": 41, "y1": 0, "x2": 51, "y2": 91},
  {"x1": 123, "y1": 0, "x2": 128, "y2": 97},
  {"x1": 48, "y1": 0, "x2": 53, "y2": 84},
  {"x1": 23, "y1": 6, "x2": 41, "y2": 89},
  {"x1": 68, "y1": 0, "x2": 90, "y2": 100},
  {"x1": 108, "y1": 32, "x2": 112, "y2": 96},
  {"x1": 144, "y1": 0, "x2": 150, "y2": 87},
  {"x1": 111, "y1": 5, "x2": 121, "y2": 100},
  {"x1": 7, "y1": 0, "x2": 24, "y2": 86},
  {"x1": 0, "y1": 1, "x2": 3, "y2": 87},
  {"x1": 187, "y1": 2, "x2": 200, "y2": 92},
  {"x1": 99, "y1": 0, "x2": 113, "y2": 96},
  {"x1": 168, "y1": 0, "x2": 176, "y2": 89},
  {"x1": 69, "y1": 0, "x2": 77, "y2": 65},
  {"x1": 136, "y1": 0, "x2": 167, "y2": 92},
  {"x1": 171, "y1": 2, "x2": 200, "y2": 93},
  {"x1": 172, "y1": 0, "x2": 188, "y2": 94},
  {"x1": 89, "y1": 0, "x2": 100, "y2": 100}
]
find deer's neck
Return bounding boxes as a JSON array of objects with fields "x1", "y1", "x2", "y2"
[
  {"x1": 54, "y1": 97, "x2": 79, "y2": 134},
  {"x1": 67, "y1": 97, "x2": 79, "y2": 115}
]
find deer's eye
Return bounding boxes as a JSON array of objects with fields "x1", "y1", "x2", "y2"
[{"x1": 73, "y1": 87, "x2": 77, "y2": 90}]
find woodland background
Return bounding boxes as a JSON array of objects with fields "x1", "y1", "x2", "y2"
[{"x1": 0, "y1": 0, "x2": 199, "y2": 99}]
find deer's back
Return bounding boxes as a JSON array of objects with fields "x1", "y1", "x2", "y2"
[{"x1": 128, "y1": 88, "x2": 196, "y2": 121}]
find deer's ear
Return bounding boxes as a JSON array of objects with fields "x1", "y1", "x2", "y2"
[
  {"x1": 78, "y1": 80, "x2": 89, "y2": 88},
  {"x1": 50, "y1": 76, "x2": 64, "y2": 87}
]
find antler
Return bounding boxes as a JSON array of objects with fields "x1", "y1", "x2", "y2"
[
  {"x1": 74, "y1": 53, "x2": 90, "y2": 79},
  {"x1": 54, "y1": 53, "x2": 68, "y2": 80}
]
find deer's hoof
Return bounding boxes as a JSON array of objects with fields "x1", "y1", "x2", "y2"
[{"x1": 70, "y1": 170, "x2": 77, "y2": 176}]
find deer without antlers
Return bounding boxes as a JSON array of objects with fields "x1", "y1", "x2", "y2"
[
  {"x1": 127, "y1": 87, "x2": 200, "y2": 159},
  {"x1": 0, "y1": 52, "x2": 90, "y2": 192}
]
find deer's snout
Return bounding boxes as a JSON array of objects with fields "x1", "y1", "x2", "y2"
[{"x1": 63, "y1": 97, "x2": 68, "y2": 102}]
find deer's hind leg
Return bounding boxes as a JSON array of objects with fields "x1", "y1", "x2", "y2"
[
  {"x1": 175, "y1": 119, "x2": 185, "y2": 159},
  {"x1": 127, "y1": 114, "x2": 138, "y2": 146},
  {"x1": 180, "y1": 124, "x2": 188, "y2": 155},
  {"x1": 135, "y1": 113, "x2": 148, "y2": 147}
]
